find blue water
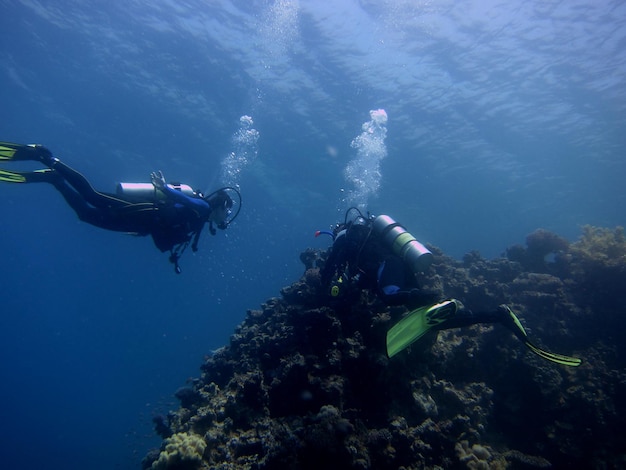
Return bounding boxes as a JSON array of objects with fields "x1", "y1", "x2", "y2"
[{"x1": 1, "y1": 1, "x2": 624, "y2": 468}]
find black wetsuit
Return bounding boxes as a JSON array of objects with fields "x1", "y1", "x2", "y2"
[
  {"x1": 47, "y1": 159, "x2": 212, "y2": 254},
  {"x1": 5, "y1": 143, "x2": 214, "y2": 256},
  {"x1": 321, "y1": 219, "x2": 504, "y2": 326},
  {"x1": 318, "y1": 215, "x2": 581, "y2": 367},
  {"x1": 321, "y1": 221, "x2": 437, "y2": 307}
]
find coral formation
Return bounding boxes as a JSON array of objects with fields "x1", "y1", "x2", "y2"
[
  {"x1": 150, "y1": 432, "x2": 207, "y2": 470},
  {"x1": 143, "y1": 226, "x2": 626, "y2": 469}
]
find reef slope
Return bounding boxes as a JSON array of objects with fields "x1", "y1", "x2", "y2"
[{"x1": 143, "y1": 226, "x2": 626, "y2": 470}]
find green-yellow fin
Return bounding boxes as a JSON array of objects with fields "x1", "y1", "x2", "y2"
[
  {"x1": 507, "y1": 309, "x2": 528, "y2": 337},
  {"x1": 0, "y1": 168, "x2": 27, "y2": 183},
  {"x1": 0, "y1": 168, "x2": 55, "y2": 184},
  {"x1": 386, "y1": 300, "x2": 458, "y2": 358},
  {"x1": 504, "y1": 306, "x2": 582, "y2": 367},
  {"x1": 0, "y1": 143, "x2": 19, "y2": 161},
  {"x1": 0, "y1": 142, "x2": 44, "y2": 162},
  {"x1": 523, "y1": 339, "x2": 582, "y2": 367}
]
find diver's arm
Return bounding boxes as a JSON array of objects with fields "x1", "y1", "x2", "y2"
[
  {"x1": 320, "y1": 235, "x2": 349, "y2": 286},
  {"x1": 380, "y1": 287, "x2": 438, "y2": 308},
  {"x1": 161, "y1": 183, "x2": 209, "y2": 210},
  {"x1": 151, "y1": 171, "x2": 210, "y2": 212}
]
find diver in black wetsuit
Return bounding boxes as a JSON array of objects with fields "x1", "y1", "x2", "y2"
[
  {"x1": 317, "y1": 208, "x2": 442, "y2": 310},
  {"x1": 0, "y1": 142, "x2": 240, "y2": 273},
  {"x1": 316, "y1": 207, "x2": 581, "y2": 366}
]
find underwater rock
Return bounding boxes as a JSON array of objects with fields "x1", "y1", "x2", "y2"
[
  {"x1": 143, "y1": 226, "x2": 626, "y2": 469},
  {"x1": 506, "y1": 229, "x2": 570, "y2": 273}
]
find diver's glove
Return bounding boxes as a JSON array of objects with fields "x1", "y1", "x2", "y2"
[{"x1": 150, "y1": 170, "x2": 166, "y2": 190}]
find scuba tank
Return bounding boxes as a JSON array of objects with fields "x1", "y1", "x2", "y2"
[
  {"x1": 372, "y1": 214, "x2": 433, "y2": 273},
  {"x1": 116, "y1": 182, "x2": 195, "y2": 201}
]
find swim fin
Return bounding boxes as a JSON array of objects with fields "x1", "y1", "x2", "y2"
[
  {"x1": 0, "y1": 168, "x2": 57, "y2": 183},
  {"x1": 386, "y1": 299, "x2": 459, "y2": 358},
  {"x1": 499, "y1": 305, "x2": 582, "y2": 367},
  {"x1": 386, "y1": 301, "x2": 583, "y2": 367},
  {"x1": 0, "y1": 142, "x2": 51, "y2": 162}
]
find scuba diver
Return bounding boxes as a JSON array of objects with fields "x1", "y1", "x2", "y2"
[
  {"x1": 0, "y1": 141, "x2": 241, "y2": 273},
  {"x1": 316, "y1": 207, "x2": 581, "y2": 367}
]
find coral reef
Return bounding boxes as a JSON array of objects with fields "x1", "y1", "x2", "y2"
[
  {"x1": 143, "y1": 226, "x2": 626, "y2": 470},
  {"x1": 150, "y1": 432, "x2": 207, "y2": 470}
]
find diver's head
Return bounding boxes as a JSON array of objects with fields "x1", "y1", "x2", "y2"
[{"x1": 206, "y1": 190, "x2": 234, "y2": 229}]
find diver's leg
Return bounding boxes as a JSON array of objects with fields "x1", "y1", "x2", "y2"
[
  {"x1": 378, "y1": 256, "x2": 439, "y2": 307},
  {"x1": 49, "y1": 162, "x2": 158, "y2": 232},
  {"x1": 432, "y1": 304, "x2": 531, "y2": 343},
  {"x1": 434, "y1": 306, "x2": 504, "y2": 331},
  {"x1": 2, "y1": 142, "x2": 130, "y2": 209},
  {"x1": 49, "y1": 160, "x2": 128, "y2": 209},
  {"x1": 0, "y1": 167, "x2": 99, "y2": 218},
  {"x1": 0, "y1": 168, "x2": 59, "y2": 183},
  {"x1": 49, "y1": 178, "x2": 113, "y2": 228},
  {"x1": 0, "y1": 143, "x2": 54, "y2": 162},
  {"x1": 52, "y1": 178, "x2": 154, "y2": 232},
  {"x1": 438, "y1": 304, "x2": 582, "y2": 366}
]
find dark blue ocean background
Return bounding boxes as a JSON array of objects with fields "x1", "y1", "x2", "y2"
[{"x1": 1, "y1": 1, "x2": 624, "y2": 468}]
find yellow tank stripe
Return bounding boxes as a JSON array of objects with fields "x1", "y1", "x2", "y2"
[{"x1": 392, "y1": 231, "x2": 416, "y2": 253}]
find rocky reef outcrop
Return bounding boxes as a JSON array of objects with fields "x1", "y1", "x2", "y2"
[{"x1": 143, "y1": 226, "x2": 626, "y2": 470}]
